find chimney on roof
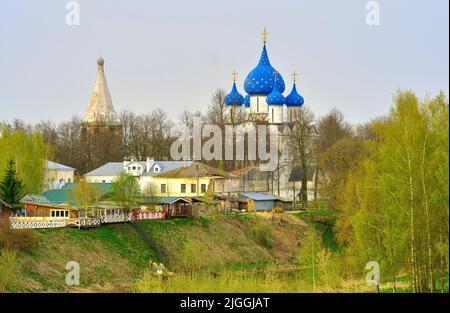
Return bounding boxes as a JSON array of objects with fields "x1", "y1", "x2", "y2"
[{"x1": 146, "y1": 157, "x2": 154, "y2": 172}]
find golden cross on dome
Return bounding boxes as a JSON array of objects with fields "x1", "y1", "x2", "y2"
[
  {"x1": 232, "y1": 70, "x2": 238, "y2": 82},
  {"x1": 261, "y1": 28, "x2": 268, "y2": 44},
  {"x1": 292, "y1": 71, "x2": 298, "y2": 83}
]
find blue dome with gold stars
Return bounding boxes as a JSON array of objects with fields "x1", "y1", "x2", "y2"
[
  {"x1": 266, "y1": 81, "x2": 285, "y2": 105},
  {"x1": 244, "y1": 44, "x2": 285, "y2": 95},
  {"x1": 225, "y1": 82, "x2": 244, "y2": 106},
  {"x1": 285, "y1": 83, "x2": 304, "y2": 106},
  {"x1": 244, "y1": 94, "x2": 250, "y2": 107}
]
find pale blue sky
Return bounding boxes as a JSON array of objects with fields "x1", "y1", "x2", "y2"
[{"x1": 0, "y1": 0, "x2": 448, "y2": 124}]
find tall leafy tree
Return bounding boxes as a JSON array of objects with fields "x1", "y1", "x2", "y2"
[
  {"x1": 335, "y1": 90, "x2": 449, "y2": 293},
  {"x1": 110, "y1": 174, "x2": 142, "y2": 219},
  {"x1": 0, "y1": 126, "x2": 48, "y2": 194},
  {"x1": 73, "y1": 180, "x2": 100, "y2": 215}
]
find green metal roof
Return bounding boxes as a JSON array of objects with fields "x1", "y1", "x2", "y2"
[
  {"x1": 62, "y1": 183, "x2": 112, "y2": 196},
  {"x1": 41, "y1": 190, "x2": 74, "y2": 204},
  {"x1": 21, "y1": 193, "x2": 71, "y2": 208},
  {"x1": 21, "y1": 184, "x2": 113, "y2": 210}
]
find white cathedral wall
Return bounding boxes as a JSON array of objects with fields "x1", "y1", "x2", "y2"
[
  {"x1": 249, "y1": 95, "x2": 268, "y2": 114},
  {"x1": 268, "y1": 105, "x2": 283, "y2": 124},
  {"x1": 246, "y1": 95, "x2": 286, "y2": 124}
]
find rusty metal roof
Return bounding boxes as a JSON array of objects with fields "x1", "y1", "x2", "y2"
[{"x1": 154, "y1": 162, "x2": 235, "y2": 179}]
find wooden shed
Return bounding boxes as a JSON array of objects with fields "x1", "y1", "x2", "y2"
[
  {"x1": 239, "y1": 192, "x2": 277, "y2": 212},
  {"x1": 0, "y1": 198, "x2": 13, "y2": 218}
]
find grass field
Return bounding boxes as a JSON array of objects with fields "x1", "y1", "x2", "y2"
[{"x1": 11, "y1": 224, "x2": 158, "y2": 292}]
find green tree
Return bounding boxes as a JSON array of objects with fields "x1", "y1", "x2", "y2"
[
  {"x1": 0, "y1": 127, "x2": 48, "y2": 194},
  {"x1": 319, "y1": 137, "x2": 368, "y2": 208},
  {"x1": 73, "y1": 180, "x2": 100, "y2": 217},
  {"x1": 0, "y1": 159, "x2": 23, "y2": 211},
  {"x1": 335, "y1": 90, "x2": 449, "y2": 293},
  {"x1": 110, "y1": 174, "x2": 142, "y2": 220},
  {"x1": 315, "y1": 109, "x2": 353, "y2": 200}
]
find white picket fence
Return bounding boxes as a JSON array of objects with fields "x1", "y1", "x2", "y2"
[
  {"x1": 10, "y1": 210, "x2": 167, "y2": 229},
  {"x1": 9, "y1": 217, "x2": 67, "y2": 230},
  {"x1": 100, "y1": 211, "x2": 165, "y2": 224}
]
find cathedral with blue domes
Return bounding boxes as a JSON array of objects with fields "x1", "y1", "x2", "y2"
[
  {"x1": 225, "y1": 28, "x2": 304, "y2": 124},
  {"x1": 224, "y1": 29, "x2": 310, "y2": 200}
]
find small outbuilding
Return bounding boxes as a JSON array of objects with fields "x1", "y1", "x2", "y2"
[
  {"x1": 142, "y1": 196, "x2": 194, "y2": 217},
  {"x1": 239, "y1": 192, "x2": 277, "y2": 212},
  {"x1": 0, "y1": 198, "x2": 13, "y2": 218}
]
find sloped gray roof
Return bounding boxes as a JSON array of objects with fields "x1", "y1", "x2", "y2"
[
  {"x1": 154, "y1": 162, "x2": 234, "y2": 178},
  {"x1": 47, "y1": 160, "x2": 76, "y2": 171},
  {"x1": 84, "y1": 161, "x2": 192, "y2": 177},
  {"x1": 239, "y1": 192, "x2": 277, "y2": 201}
]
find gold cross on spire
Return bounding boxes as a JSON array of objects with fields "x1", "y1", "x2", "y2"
[
  {"x1": 261, "y1": 28, "x2": 268, "y2": 44},
  {"x1": 292, "y1": 71, "x2": 298, "y2": 83},
  {"x1": 232, "y1": 70, "x2": 238, "y2": 82}
]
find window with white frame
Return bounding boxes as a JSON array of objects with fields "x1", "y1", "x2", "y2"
[{"x1": 50, "y1": 209, "x2": 69, "y2": 218}]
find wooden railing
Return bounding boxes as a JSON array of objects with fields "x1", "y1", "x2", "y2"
[
  {"x1": 10, "y1": 210, "x2": 167, "y2": 229},
  {"x1": 130, "y1": 210, "x2": 166, "y2": 221},
  {"x1": 100, "y1": 214, "x2": 126, "y2": 224},
  {"x1": 9, "y1": 217, "x2": 67, "y2": 229}
]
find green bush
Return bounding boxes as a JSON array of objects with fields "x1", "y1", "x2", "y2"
[{"x1": 251, "y1": 219, "x2": 273, "y2": 249}]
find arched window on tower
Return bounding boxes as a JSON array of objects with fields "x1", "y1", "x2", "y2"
[
  {"x1": 257, "y1": 98, "x2": 259, "y2": 112},
  {"x1": 272, "y1": 108, "x2": 274, "y2": 123}
]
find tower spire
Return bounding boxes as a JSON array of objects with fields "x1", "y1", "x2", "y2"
[{"x1": 84, "y1": 57, "x2": 118, "y2": 124}]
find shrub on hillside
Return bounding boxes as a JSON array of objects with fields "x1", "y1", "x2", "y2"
[
  {"x1": 272, "y1": 207, "x2": 284, "y2": 214},
  {"x1": 251, "y1": 218, "x2": 273, "y2": 249},
  {"x1": 0, "y1": 219, "x2": 36, "y2": 251}
]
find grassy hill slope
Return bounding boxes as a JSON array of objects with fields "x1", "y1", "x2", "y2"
[
  {"x1": 13, "y1": 224, "x2": 159, "y2": 292},
  {"x1": 9, "y1": 213, "x2": 310, "y2": 292}
]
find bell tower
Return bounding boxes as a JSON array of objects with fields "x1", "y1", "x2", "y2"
[{"x1": 80, "y1": 57, "x2": 123, "y2": 173}]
